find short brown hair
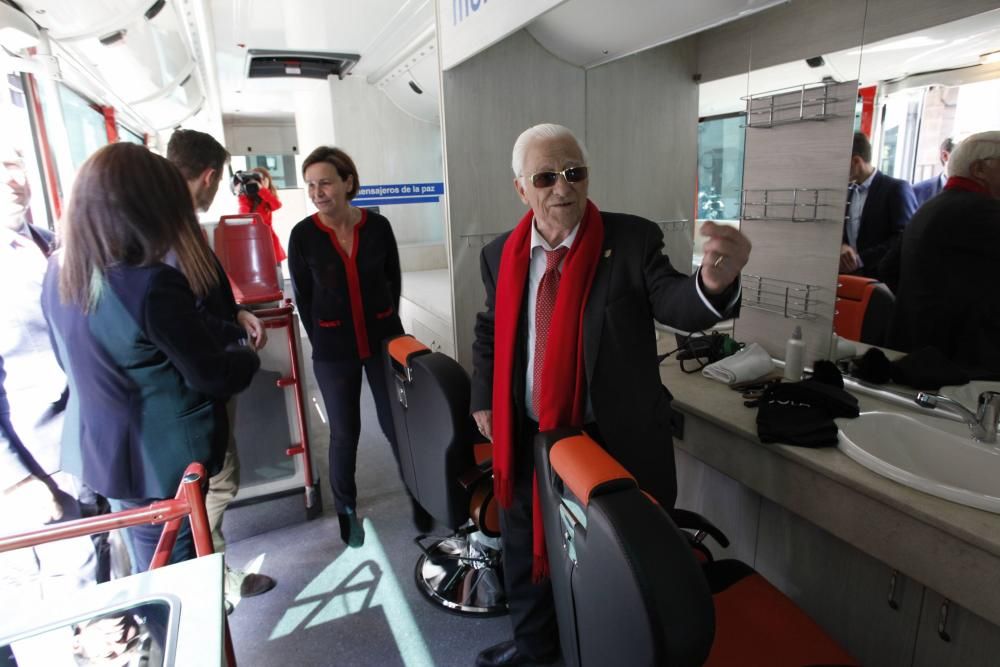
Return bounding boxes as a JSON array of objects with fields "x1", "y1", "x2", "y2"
[
  {"x1": 302, "y1": 146, "x2": 359, "y2": 200},
  {"x1": 59, "y1": 143, "x2": 218, "y2": 307},
  {"x1": 167, "y1": 129, "x2": 229, "y2": 181},
  {"x1": 852, "y1": 131, "x2": 872, "y2": 164}
]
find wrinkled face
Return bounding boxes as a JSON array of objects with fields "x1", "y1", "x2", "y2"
[
  {"x1": 2, "y1": 152, "x2": 30, "y2": 229},
  {"x1": 514, "y1": 135, "x2": 588, "y2": 232},
  {"x1": 971, "y1": 156, "x2": 1000, "y2": 200},
  {"x1": 305, "y1": 162, "x2": 353, "y2": 216}
]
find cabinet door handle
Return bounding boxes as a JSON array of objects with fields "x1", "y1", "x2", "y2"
[
  {"x1": 937, "y1": 598, "x2": 952, "y2": 642},
  {"x1": 886, "y1": 569, "x2": 900, "y2": 610}
]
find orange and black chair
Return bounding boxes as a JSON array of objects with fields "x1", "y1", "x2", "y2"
[
  {"x1": 535, "y1": 430, "x2": 859, "y2": 667},
  {"x1": 383, "y1": 335, "x2": 504, "y2": 616},
  {"x1": 834, "y1": 274, "x2": 894, "y2": 346}
]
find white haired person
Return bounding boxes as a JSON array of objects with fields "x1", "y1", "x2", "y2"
[{"x1": 470, "y1": 123, "x2": 751, "y2": 666}]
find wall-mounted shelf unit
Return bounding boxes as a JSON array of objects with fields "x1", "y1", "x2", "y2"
[
  {"x1": 741, "y1": 188, "x2": 843, "y2": 223},
  {"x1": 744, "y1": 82, "x2": 844, "y2": 129},
  {"x1": 740, "y1": 274, "x2": 826, "y2": 320}
]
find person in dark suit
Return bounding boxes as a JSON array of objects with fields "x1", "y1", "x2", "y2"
[
  {"x1": 841, "y1": 131, "x2": 917, "y2": 278},
  {"x1": 889, "y1": 131, "x2": 1000, "y2": 376},
  {"x1": 41, "y1": 143, "x2": 260, "y2": 573},
  {"x1": 470, "y1": 123, "x2": 750, "y2": 667},
  {"x1": 912, "y1": 137, "x2": 953, "y2": 206}
]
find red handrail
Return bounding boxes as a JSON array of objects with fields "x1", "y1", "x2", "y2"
[{"x1": 0, "y1": 462, "x2": 237, "y2": 666}]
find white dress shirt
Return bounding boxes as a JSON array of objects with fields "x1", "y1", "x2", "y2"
[{"x1": 846, "y1": 169, "x2": 877, "y2": 255}]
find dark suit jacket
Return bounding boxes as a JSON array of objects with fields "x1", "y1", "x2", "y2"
[
  {"x1": 471, "y1": 212, "x2": 736, "y2": 507},
  {"x1": 844, "y1": 171, "x2": 917, "y2": 278},
  {"x1": 41, "y1": 261, "x2": 260, "y2": 500},
  {"x1": 888, "y1": 188, "x2": 1000, "y2": 377},
  {"x1": 912, "y1": 174, "x2": 945, "y2": 206}
]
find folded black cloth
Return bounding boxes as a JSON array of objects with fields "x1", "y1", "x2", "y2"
[
  {"x1": 756, "y1": 363, "x2": 858, "y2": 448},
  {"x1": 849, "y1": 346, "x2": 970, "y2": 390}
]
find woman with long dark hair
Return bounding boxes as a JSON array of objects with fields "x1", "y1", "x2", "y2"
[{"x1": 42, "y1": 143, "x2": 260, "y2": 572}]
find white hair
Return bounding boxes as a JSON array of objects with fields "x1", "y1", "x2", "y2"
[
  {"x1": 511, "y1": 123, "x2": 589, "y2": 177},
  {"x1": 947, "y1": 131, "x2": 1000, "y2": 179}
]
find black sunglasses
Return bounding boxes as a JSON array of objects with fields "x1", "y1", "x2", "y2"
[{"x1": 527, "y1": 166, "x2": 589, "y2": 188}]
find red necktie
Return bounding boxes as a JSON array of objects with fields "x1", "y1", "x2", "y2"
[{"x1": 533, "y1": 246, "x2": 569, "y2": 417}]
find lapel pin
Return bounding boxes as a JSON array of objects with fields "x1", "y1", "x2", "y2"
[{"x1": 603, "y1": 248, "x2": 612, "y2": 258}]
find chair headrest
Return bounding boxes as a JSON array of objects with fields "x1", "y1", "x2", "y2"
[
  {"x1": 836, "y1": 274, "x2": 881, "y2": 301},
  {"x1": 387, "y1": 335, "x2": 431, "y2": 370},
  {"x1": 550, "y1": 434, "x2": 636, "y2": 506}
]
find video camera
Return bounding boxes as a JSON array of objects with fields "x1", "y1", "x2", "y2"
[{"x1": 231, "y1": 170, "x2": 263, "y2": 199}]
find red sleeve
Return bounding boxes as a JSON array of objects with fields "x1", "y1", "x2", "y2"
[
  {"x1": 237, "y1": 194, "x2": 251, "y2": 214},
  {"x1": 258, "y1": 188, "x2": 282, "y2": 212}
]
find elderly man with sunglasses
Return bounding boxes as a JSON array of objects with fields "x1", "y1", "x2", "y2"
[{"x1": 470, "y1": 123, "x2": 750, "y2": 667}]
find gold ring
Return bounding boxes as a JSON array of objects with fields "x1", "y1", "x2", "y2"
[{"x1": 713, "y1": 255, "x2": 726, "y2": 268}]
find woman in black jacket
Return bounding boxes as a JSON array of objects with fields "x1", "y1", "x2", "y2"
[{"x1": 288, "y1": 146, "x2": 408, "y2": 547}]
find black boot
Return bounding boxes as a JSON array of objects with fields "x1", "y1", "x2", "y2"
[{"x1": 337, "y1": 510, "x2": 365, "y2": 548}]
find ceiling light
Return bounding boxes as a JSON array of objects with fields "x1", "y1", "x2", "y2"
[{"x1": 981, "y1": 51, "x2": 1000, "y2": 65}]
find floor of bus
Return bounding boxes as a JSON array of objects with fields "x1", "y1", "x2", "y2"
[{"x1": 220, "y1": 338, "x2": 556, "y2": 667}]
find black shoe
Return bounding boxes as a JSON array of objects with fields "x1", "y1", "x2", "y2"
[
  {"x1": 411, "y1": 496, "x2": 434, "y2": 534},
  {"x1": 338, "y1": 511, "x2": 365, "y2": 548},
  {"x1": 240, "y1": 572, "x2": 276, "y2": 597},
  {"x1": 475, "y1": 640, "x2": 557, "y2": 667}
]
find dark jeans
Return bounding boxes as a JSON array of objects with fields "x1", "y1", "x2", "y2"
[
  {"x1": 110, "y1": 498, "x2": 194, "y2": 574},
  {"x1": 313, "y1": 353, "x2": 397, "y2": 513}
]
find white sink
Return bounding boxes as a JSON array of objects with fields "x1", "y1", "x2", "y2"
[{"x1": 837, "y1": 411, "x2": 1000, "y2": 514}]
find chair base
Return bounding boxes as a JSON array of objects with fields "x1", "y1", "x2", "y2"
[{"x1": 414, "y1": 531, "x2": 506, "y2": 616}]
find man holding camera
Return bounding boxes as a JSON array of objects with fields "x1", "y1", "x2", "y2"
[{"x1": 166, "y1": 129, "x2": 276, "y2": 608}]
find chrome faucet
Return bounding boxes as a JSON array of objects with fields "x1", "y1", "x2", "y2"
[{"x1": 915, "y1": 391, "x2": 1000, "y2": 444}]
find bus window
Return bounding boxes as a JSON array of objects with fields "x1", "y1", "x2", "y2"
[
  {"x1": 55, "y1": 84, "x2": 108, "y2": 170},
  {"x1": 3, "y1": 71, "x2": 51, "y2": 230}
]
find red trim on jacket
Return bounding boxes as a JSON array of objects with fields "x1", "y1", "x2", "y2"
[{"x1": 311, "y1": 210, "x2": 371, "y2": 359}]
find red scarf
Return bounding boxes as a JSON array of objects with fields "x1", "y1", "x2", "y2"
[
  {"x1": 492, "y1": 199, "x2": 604, "y2": 580},
  {"x1": 945, "y1": 176, "x2": 990, "y2": 195}
]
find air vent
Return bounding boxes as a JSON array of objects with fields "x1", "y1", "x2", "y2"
[{"x1": 246, "y1": 49, "x2": 359, "y2": 80}]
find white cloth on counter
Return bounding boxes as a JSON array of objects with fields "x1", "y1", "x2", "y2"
[{"x1": 702, "y1": 342, "x2": 775, "y2": 386}]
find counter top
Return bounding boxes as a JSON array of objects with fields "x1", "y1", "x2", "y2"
[{"x1": 660, "y1": 359, "x2": 1000, "y2": 623}]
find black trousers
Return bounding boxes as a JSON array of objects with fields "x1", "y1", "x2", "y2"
[{"x1": 313, "y1": 353, "x2": 397, "y2": 513}]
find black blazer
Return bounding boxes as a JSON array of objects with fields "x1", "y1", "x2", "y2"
[
  {"x1": 288, "y1": 210, "x2": 403, "y2": 362},
  {"x1": 889, "y1": 188, "x2": 1000, "y2": 377},
  {"x1": 472, "y1": 212, "x2": 737, "y2": 507},
  {"x1": 844, "y1": 171, "x2": 917, "y2": 278}
]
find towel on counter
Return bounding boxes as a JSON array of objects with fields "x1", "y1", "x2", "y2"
[
  {"x1": 703, "y1": 342, "x2": 775, "y2": 386},
  {"x1": 756, "y1": 361, "x2": 859, "y2": 448},
  {"x1": 850, "y1": 346, "x2": 970, "y2": 390}
]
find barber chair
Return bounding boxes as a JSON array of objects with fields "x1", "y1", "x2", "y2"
[
  {"x1": 0, "y1": 463, "x2": 238, "y2": 666},
  {"x1": 213, "y1": 213, "x2": 283, "y2": 305},
  {"x1": 384, "y1": 335, "x2": 505, "y2": 616},
  {"x1": 535, "y1": 430, "x2": 859, "y2": 667},
  {"x1": 834, "y1": 274, "x2": 894, "y2": 346}
]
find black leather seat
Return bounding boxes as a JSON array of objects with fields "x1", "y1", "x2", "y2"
[
  {"x1": 384, "y1": 335, "x2": 505, "y2": 615},
  {"x1": 535, "y1": 429, "x2": 859, "y2": 667}
]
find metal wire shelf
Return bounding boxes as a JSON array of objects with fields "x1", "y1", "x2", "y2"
[
  {"x1": 656, "y1": 219, "x2": 691, "y2": 233},
  {"x1": 740, "y1": 274, "x2": 826, "y2": 320},
  {"x1": 741, "y1": 187, "x2": 843, "y2": 223},
  {"x1": 743, "y1": 82, "x2": 844, "y2": 129}
]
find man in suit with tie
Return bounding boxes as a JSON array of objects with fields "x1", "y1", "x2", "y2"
[
  {"x1": 469, "y1": 123, "x2": 750, "y2": 666},
  {"x1": 841, "y1": 131, "x2": 917, "y2": 278},
  {"x1": 912, "y1": 137, "x2": 953, "y2": 206}
]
